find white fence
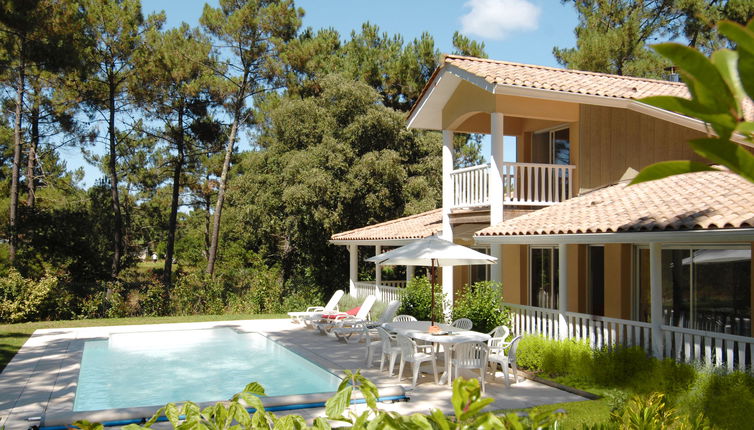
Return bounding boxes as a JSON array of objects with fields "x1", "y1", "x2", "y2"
[
  {"x1": 450, "y1": 162, "x2": 576, "y2": 209},
  {"x1": 353, "y1": 281, "x2": 405, "y2": 303},
  {"x1": 506, "y1": 303, "x2": 754, "y2": 370}
]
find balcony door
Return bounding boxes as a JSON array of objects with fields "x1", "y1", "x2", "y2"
[{"x1": 532, "y1": 127, "x2": 570, "y2": 165}]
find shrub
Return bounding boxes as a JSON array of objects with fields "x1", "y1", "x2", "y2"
[
  {"x1": 677, "y1": 368, "x2": 754, "y2": 429},
  {"x1": 398, "y1": 275, "x2": 445, "y2": 322},
  {"x1": 451, "y1": 281, "x2": 509, "y2": 333},
  {"x1": 0, "y1": 269, "x2": 58, "y2": 323},
  {"x1": 515, "y1": 335, "x2": 592, "y2": 382},
  {"x1": 170, "y1": 272, "x2": 225, "y2": 315}
]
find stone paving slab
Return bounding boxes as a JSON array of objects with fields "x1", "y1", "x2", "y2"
[{"x1": 0, "y1": 319, "x2": 589, "y2": 429}]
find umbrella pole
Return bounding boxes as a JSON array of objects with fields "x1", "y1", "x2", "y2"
[{"x1": 430, "y1": 259, "x2": 436, "y2": 326}]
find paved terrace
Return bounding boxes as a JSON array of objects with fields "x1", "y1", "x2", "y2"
[{"x1": 0, "y1": 319, "x2": 587, "y2": 428}]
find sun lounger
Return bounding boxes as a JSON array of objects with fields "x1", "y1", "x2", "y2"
[
  {"x1": 287, "y1": 289, "x2": 344, "y2": 324},
  {"x1": 333, "y1": 299, "x2": 400, "y2": 343},
  {"x1": 314, "y1": 295, "x2": 376, "y2": 335}
]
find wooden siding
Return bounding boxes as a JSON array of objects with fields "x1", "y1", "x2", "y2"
[{"x1": 578, "y1": 105, "x2": 708, "y2": 190}]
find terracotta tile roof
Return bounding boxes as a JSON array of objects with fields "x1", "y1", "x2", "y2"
[
  {"x1": 476, "y1": 171, "x2": 754, "y2": 237},
  {"x1": 445, "y1": 54, "x2": 692, "y2": 100},
  {"x1": 416, "y1": 55, "x2": 753, "y2": 121},
  {"x1": 331, "y1": 209, "x2": 442, "y2": 241}
]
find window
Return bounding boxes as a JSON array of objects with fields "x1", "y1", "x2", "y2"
[
  {"x1": 636, "y1": 246, "x2": 751, "y2": 337},
  {"x1": 532, "y1": 127, "x2": 570, "y2": 165},
  {"x1": 469, "y1": 247, "x2": 490, "y2": 284},
  {"x1": 530, "y1": 247, "x2": 559, "y2": 309},
  {"x1": 588, "y1": 245, "x2": 605, "y2": 316}
]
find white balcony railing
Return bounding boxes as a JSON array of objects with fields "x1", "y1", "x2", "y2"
[
  {"x1": 450, "y1": 162, "x2": 576, "y2": 209},
  {"x1": 505, "y1": 303, "x2": 754, "y2": 371},
  {"x1": 353, "y1": 281, "x2": 405, "y2": 303}
]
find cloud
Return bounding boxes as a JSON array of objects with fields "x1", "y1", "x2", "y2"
[{"x1": 460, "y1": 0, "x2": 541, "y2": 40}]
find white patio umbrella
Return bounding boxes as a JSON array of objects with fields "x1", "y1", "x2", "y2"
[{"x1": 366, "y1": 235, "x2": 497, "y2": 325}]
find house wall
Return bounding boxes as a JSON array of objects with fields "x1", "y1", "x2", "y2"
[
  {"x1": 502, "y1": 244, "x2": 528, "y2": 305},
  {"x1": 568, "y1": 244, "x2": 588, "y2": 313},
  {"x1": 604, "y1": 244, "x2": 633, "y2": 319},
  {"x1": 578, "y1": 105, "x2": 708, "y2": 190}
]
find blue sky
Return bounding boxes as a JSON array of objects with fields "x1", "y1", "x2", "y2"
[{"x1": 67, "y1": 0, "x2": 578, "y2": 186}]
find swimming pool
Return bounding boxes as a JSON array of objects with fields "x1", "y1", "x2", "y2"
[{"x1": 73, "y1": 327, "x2": 342, "y2": 411}]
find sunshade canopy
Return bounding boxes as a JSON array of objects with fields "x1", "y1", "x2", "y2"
[
  {"x1": 681, "y1": 249, "x2": 751, "y2": 265},
  {"x1": 365, "y1": 235, "x2": 497, "y2": 266}
]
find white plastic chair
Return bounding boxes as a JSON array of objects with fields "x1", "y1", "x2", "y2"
[
  {"x1": 488, "y1": 335, "x2": 522, "y2": 387},
  {"x1": 486, "y1": 325, "x2": 511, "y2": 354},
  {"x1": 376, "y1": 326, "x2": 401, "y2": 375},
  {"x1": 396, "y1": 334, "x2": 438, "y2": 388},
  {"x1": 392, "y1": 315, "x2": 417, "y2": 322},
  {"x1": 360, "y1": 322, "x2": 380, "y2": 367},
  {"x1": 451, "y1": 341, "x2": 489, "y2": 393},
  {"x1": 288, "y1": 290, "x2": 343, "y2": 324},
  {"x1": 451, "y1": 318, "x2": 473, "y2": 330}
]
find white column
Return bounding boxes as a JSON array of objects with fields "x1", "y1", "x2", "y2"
[
  {"x1": 375, "y1": 245, "x2": 382, "y2": 291},
  {"x1": 649, "y1": 242, "x2": 664, "y2": 358},
  {"x1": 442, "y1": 130, "x2": 455, "y2": 312},
  {"x1": 348, "y1": 244, "x2": 358, "y2": 297},
  {"x1": 406, "y1": 265, "x2": 415, "y2": 283},
  {"x1": 558, "y1": 243, "x2": 569, "y2": 340},
  {"x1": 490, "y1": 113, "x2": 505, "y2": 283}
]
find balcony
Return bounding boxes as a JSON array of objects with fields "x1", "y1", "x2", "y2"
[{"x1": 449, "y1": 162, "x2": 576, "y2": 209}]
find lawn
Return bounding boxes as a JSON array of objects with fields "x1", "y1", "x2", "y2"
[{"x1": 0, "y1": 313, "x2": 286, "y2": 372}]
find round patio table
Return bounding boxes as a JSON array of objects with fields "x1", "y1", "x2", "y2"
[{"x1": 382, "y1": 321, "x2": 491, "y2": 386}]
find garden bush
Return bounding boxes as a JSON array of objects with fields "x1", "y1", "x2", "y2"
[
  {"x1": 451, "y1": 281, "x2": 508, "y2": 333},
  {"x1": 0, "y1": 269, "x2": 58, "y2": 323},
  {"x1": 398, "y1": 275, "x2": 445, "y2": 321}
]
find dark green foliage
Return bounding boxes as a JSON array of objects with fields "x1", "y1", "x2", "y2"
[
  {"x1": 677, "y1": 368, "x2": 754, "y2": 429},
  {"x1": 451, "y1": 281, "x2": 509, "y2": 333},
  {"x1": 517, "y1": 335, "x2": 754, "y2": 429},
  {"x1": 397, "y1": 275, "x2": 445, "y2": 322}
]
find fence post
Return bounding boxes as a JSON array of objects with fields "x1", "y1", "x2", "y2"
[
  {"x1": 558, "y1": 243, "x2": 569, "y2": 340},
  {"x1": 649, "y1": 242, "x2": 664, "y2": 358}
]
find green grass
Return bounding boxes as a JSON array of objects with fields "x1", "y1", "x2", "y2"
[
  {"x1": 522, "y1": 398, "x2": 611, "y2": 428},
  {"x1": 0, "y1": 313, "x2": 286, "y2": 372}
]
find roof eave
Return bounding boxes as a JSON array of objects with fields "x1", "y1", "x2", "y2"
[
  {"x1": 329, "y1": 239, "x2": 421, "y2": 246},
  {"x1": 473, "y1": 228, "x2": 754, "y2": 245}
]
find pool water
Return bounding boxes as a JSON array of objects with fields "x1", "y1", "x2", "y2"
[{"x1": 73, "y1": 327, "x2": 342, "y2": 411}]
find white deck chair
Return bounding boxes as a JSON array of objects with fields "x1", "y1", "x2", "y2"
[
  {"x1": 486, "y1": 325, "x2": 511, "y2": 354},
  {"x1": 333, "y1": 299, "x2": 400, "y2": 343},
  {"x1": 451, "y1": 341, "x2": 489, "y2": 393},
  {"x1": 377, "y1": 326, "x2": 401, "y2": 375},
  {"x1": 488, "y1": 335, "x2": 522, "y2": 387},
  {"x1": 393, "y1": 315, "x2": 417, "y2": 322},
  {"x1": 315, "y1": 295, "x2": 377, "y2": 335},
  {"x1": 451, "y1": 318, "x2": 473, "y2": 330},
  {"x1": 288, "y1": 289, "x2": 344, "y2": 324},
  {"x1": 396, "y1": 334, "x2": 438, "y2": 388}
]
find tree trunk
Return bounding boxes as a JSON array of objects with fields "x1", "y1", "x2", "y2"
[
  {"x1": 9, "y1": 53, "x2": 26, "y2": 266},
  {"x1": 164, "y1": 109, "x2": 184, "y2": 286},
  {"x1": 108, "y1": 70, "x2": 124, "y2": 278},
  {"x1": 205, "y1": 117, "x2": 238, "y2": 275},
  {"x1": 26, "y1": 87, "x2": 40, "y2": 208}
]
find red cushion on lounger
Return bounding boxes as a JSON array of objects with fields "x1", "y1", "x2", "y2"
[{"x1": 323, "y1": 306, "x2": 360, "y2": 319}]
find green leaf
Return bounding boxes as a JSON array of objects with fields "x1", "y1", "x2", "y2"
[
  {"x1": 689, "y1": 137, "x2": 754, "y2": 183},
  {"x1": 325, "y1": 385, "x2": 352, "y2": 419},
  {"x1": 653, "y1": 43, "x2": 734, "y2": 114},
  {"x1": 428, "y1": 409, "x2": 451, "y2": 430},
  {"x1": 736, "y1": 121, "x2": 754, "y2": 137},
  {"x1": 711, "y1": 49, "x2": 745, "y2": 117},
  {"x1": 719, "y1": 21, "x2": 754, "y2": 56},
  {"x1": 639, "y1": 96, "x2": 737, "y2": 139},
  {"x1": 630, "y1": 161, "x2": 716, "y2": 185},
  {"x1": 229, "y1": 402, "x2": 252, "y2": 427},
  {"x1": 312, "y1": 417, "x2": 333, "y2": 430},
  {"x1": 242, "y1": 381, "x2": 266, "y2": 396},
  {"x1": 736, "y1": 47, "x2": 754, "y2": 103},
  {"x1": 164, "y1": 403, "x2": 182, "y2": 426},
  {"x1": 72, "y1": 420, "x2": 104, "y2": 430}
]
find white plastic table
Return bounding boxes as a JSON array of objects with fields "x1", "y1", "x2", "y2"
[{"x1": 382, "y1": 321, "x2": 491, "y2": 386}]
